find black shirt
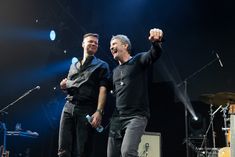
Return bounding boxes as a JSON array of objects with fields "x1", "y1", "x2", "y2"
[
  {"x1": 113, "y1": 42, "x2": 162, "y2": 118},
  {"x1": 65, "y1": 56, "x2": 111, "y2": 107}
]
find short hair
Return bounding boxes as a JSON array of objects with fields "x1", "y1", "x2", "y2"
[
  {"x1": 111, "y1": 34, "x2": 132, "y2": 54},
  {"x1": 83, "y1": 33, "x2": 99, "y2": 40}
]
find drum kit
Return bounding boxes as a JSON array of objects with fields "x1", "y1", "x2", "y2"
[{"x1": 198, "y1": 92, "x2": 235, "y2": 157}]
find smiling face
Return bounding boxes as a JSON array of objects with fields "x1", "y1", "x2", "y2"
[
  {"x1": 82, "y1": 35, "x2": 99, "y2": 55},
  {"x1": 110, "y1": 38, "x2": 129, "y2": 61}
]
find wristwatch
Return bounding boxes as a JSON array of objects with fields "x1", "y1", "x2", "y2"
[{"x1": 96, "y1": 109, "x2": 104, "y2": 115}]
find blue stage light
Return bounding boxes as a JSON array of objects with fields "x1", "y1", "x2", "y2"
[{"x1": 50, "y1": 30, "x2": 56, "y2": 41}]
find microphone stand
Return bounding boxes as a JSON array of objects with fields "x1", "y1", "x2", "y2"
[
  {"x1": 178, "y1": 56, "x2": 221, "y2": 157},
  {"x1": 0, "y1": 86, "x2": 39, "y2": 156}
]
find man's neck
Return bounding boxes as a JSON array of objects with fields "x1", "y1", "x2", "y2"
[
  {"x1": 119, "y1": 54, "x2": 132, "y2": 65},
  {"x1": 82, "y1": 53, "x2": 94, "y2": 64}
]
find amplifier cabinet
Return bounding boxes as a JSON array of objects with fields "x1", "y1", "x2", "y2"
[{"x1": 138, "y1": 132, "x2": 161, "y2": 157}]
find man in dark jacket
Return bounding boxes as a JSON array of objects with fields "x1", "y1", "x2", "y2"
[{"x1": 58, "y1": 33, "x2": 110, "y2": 157}]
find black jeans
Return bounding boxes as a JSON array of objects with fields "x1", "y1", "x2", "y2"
[{"x1": 58, "y1": 101, "x2": 95, "y2": 157}]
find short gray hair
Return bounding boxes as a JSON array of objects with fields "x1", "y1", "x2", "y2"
[{"x1": 111, "y1": 34, "x2": 132, "y2": 54}]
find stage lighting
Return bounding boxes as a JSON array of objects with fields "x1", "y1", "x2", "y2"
[
  {"x1": 193, "y1": 116, "x2": 198, "y2": 121},
  {"x1": 50, "y1": 30, "x2": 56, "y2": 41},
  {"x1": 72, "y1": 57, "x2": 78, "y2": 64},
  {"x1": 189, "y1": 113, "x2": 206, "y2": 137}
]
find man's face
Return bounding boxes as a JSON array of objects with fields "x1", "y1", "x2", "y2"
[
  {"x1": 110, "y1": 38, "x2": 128, "y2": 60},
  {"x1": 82, "y1": 36, "x2": 98, "y2": 55}
]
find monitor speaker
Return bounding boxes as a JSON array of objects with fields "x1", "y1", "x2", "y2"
[{"x1": 138, "y1": 132, "x2": 161, "y2": 157}]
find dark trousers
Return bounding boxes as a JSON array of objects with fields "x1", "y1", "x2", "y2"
[
  {"x1": 58, "y1": 102, "x2": 95, "y2": 157},
  {"x1": 107, "y1": 116, "x2": 148, "y2": 157}
]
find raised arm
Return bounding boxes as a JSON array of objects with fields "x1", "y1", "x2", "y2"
[{"x1": 140, "y1": 28, "x2": 164, "y2": 65}]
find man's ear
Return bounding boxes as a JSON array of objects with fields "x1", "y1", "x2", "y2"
[
  {"x1": 82, "y1": 41, "x2": 84, "y2": 47},
  {"x1": 123, "y1": 43, "x2": 128, "y2": 50}
]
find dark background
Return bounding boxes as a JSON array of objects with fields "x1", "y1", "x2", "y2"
[{"x1": 0, "y1": 0, "x2": 234, "y2": 156}]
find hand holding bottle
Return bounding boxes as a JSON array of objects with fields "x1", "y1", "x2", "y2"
[{"x1": 86, "y1": 115, "x2": 104, "y2": 133}]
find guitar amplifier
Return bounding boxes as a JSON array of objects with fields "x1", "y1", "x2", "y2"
[{"x1": 138, "y1": 132, "x2": 161, "y2": 157}]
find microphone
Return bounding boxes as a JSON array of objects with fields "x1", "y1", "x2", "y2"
[
  {"x1": 28, "y1": 86, "x2": 40, "y2": 93},
  {"x1": 35, "y1": 86, "x2": 40, "y2": 90},
  {"x1": 145, "y1": 143, "x2": 149, "y2": 150},
  {"x1": 143, "y1": 143, "x2": 149, "y2": 155},
  {"x1": 215, "y1": 53, "x2": 223, "y2": 67}
]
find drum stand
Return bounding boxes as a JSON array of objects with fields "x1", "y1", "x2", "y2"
[
  {"x1": 178, "y1": 53, "x2": 221, "y2": 157},
  {"x1": 198, "y1": 104, "x2": 221, "y2": 156},
  {"x1": 221, "y1": 103, "x2": 230, "y2": 147}
]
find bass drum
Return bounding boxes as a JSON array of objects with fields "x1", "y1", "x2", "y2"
[{"x1": 218, "y1": 147, "x2": 230, "y2": 157}]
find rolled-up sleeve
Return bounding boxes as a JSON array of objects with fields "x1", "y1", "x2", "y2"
[{"x1": 99, "y1": 62, "x2": 112, "y2": 91}]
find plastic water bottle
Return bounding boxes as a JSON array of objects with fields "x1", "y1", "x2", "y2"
[{"x1": 85, "y1": 115, "x2": 104, "y2": 133}]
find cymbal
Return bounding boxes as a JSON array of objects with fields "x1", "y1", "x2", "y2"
[
  {"x1": 213, "y1": 92, "x2": 235, "y2": 105},
  {"x1": 200, "y1": 92, "x2": 235, "y2": 106},
  {"x1": 199, "y1": 94, "x2": 215, "y2": 105}
]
